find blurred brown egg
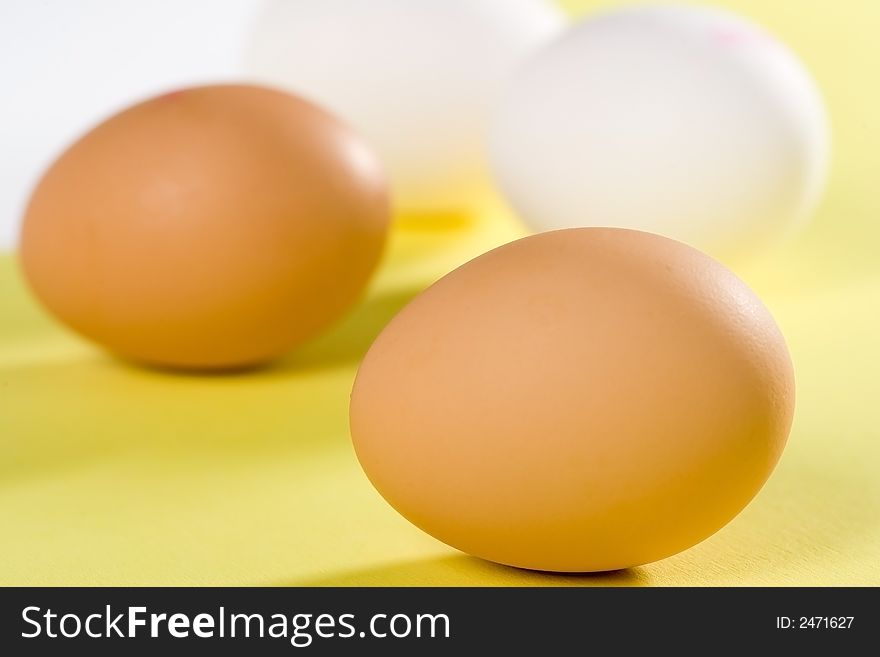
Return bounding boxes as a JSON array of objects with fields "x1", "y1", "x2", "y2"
[{"x1": 20, "y1": 84, "x2": 390, "y2": 369}]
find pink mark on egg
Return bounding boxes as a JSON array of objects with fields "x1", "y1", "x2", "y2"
[
  {"x1": 709, "y1": 25, "x2": 774, "y2": 48},
  {"x1": 711, "y1": 26, "x2": 752, "y2": 46}
]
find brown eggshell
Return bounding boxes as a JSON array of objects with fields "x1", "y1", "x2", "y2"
[
  {"x1": 20, "y1": 84, "x2": 389, "y2": 369},
  {"x1": 350, "y1": 228, "x2": 795, "y2": 572}
]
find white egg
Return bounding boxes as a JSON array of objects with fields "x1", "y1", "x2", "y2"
[
  {"x1": 246, "y1": 0, "x2": 565, "y2": 218},
  {"x1": 490, "y1": 5, "x2": 829, "y2": 257}
]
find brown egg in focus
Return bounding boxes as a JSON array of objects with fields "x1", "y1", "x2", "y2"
[
  {"x1": 350, "y1": 228, "x2": 795, "y2": 572},
  {"x1": 20, "y1": 84, "x2": 390, "y2": 369}
]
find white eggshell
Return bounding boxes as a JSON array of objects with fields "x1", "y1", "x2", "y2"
[
  {"x1": 490, "y1": 5, "x2": 829, "y2": 256},
  {"x1": 246, "y1": 0, "x2": 565, "y2": 217}
]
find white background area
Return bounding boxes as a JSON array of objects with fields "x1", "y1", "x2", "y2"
[{"x1": 0, "y1": 0, "x2": 264, "y2": 250}]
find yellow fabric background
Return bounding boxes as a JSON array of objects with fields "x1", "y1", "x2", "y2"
[{"x1": 1, "y1": 0, "x2": 878, "y2": 586}]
